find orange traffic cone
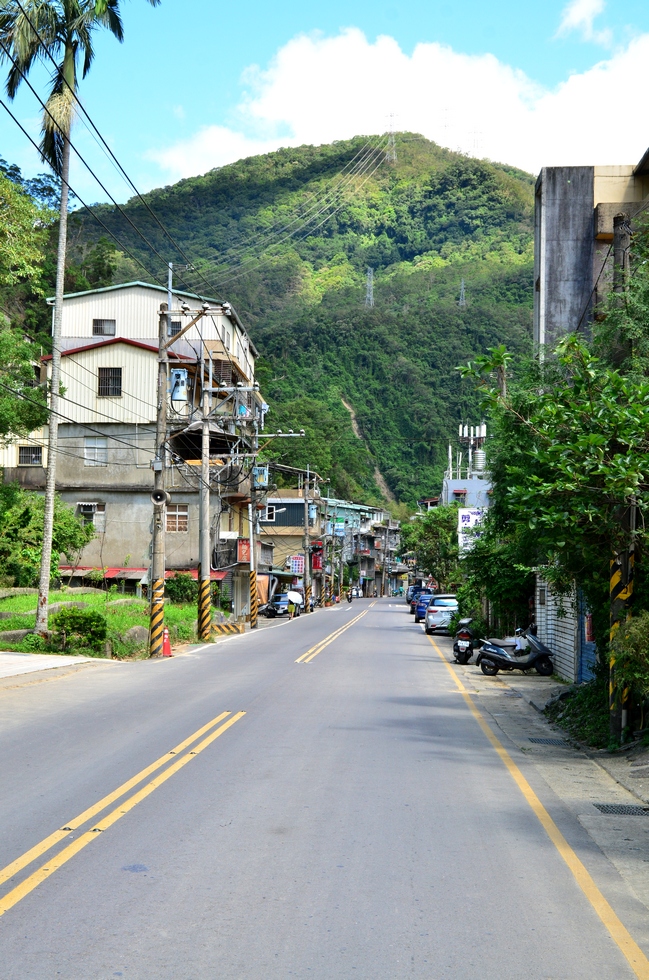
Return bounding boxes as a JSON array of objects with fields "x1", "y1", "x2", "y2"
[{"x1": 162, "y1": 627, "x2": 172, "y2": 657}]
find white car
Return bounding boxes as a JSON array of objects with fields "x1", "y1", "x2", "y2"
[{"x1": 424, "y1": 595, "x2": 458, "y2": 635}]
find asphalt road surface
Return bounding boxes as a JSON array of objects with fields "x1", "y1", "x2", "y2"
[{"x1": 1, "y1": 599, "x2": 649, "y2": 979}]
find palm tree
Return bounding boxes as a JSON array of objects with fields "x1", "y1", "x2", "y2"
[{"x1": 0, "y1": 0, "x2": 159, "y2": 633}]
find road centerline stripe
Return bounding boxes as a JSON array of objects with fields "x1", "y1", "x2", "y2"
[
  {"x1": 427, "y1": 635, "x2": 649, "y2": 980},
  {"x1": 0, "y1": 711, "x2": 245, "y2": 918},
  {"x1": 296, "y1": 609, "x2": 368, "y2": 663},
  {"x1": 0, "y1": 709, "x2": 233, "y2": 892}
]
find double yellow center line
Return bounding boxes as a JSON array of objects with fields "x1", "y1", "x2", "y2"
[
  {"x1": 296, "y1": 608, "x2": 368, "y2": 663},
  {"x1": 0, "y1": 709, "x2": 245, "y2": 918}
]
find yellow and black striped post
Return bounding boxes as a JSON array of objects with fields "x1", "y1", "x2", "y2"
[
  {"x1": 198, "y1": 577, "x2": 212, "y2": 641},
  {"x1": 610, "y1": 544, "x2": 634, "y2": 737},
  {"x1": 305, "y1": 582, "x2": 311, "y2": 614},
  {"x1": 149, "y1": 578, "x2": 165, "y2": 657},
  {"x1": 249, "y1": 570, "x2": 258, "y2": 629}
]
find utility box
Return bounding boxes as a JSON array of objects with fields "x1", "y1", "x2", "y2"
[
  {"x1": 170, "y1": 368, "x2": 188, "y2": 402},
  {"x1": 252, "y1": 465, "x2": 269, "y2": 488}
]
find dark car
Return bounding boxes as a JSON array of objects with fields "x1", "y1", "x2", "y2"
[
  {"x1": 414, "y1": 593, "x2": 434, "y2": 623},
  {"x1": 266, "y1": 592, "x2": 302, "y2": 618},
  {"x1": 409, "y1": 590, "x2": 433, "y2": 614}
]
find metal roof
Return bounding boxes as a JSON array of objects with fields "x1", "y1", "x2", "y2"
[{"x1": 49, "y1": 280, "x2": 221, "y2": 304}]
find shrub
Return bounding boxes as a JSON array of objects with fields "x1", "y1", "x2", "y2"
[
  {"x1": 52, "y1": 607, "x2": 108, "y2": 650},
  {"x1": 176, "y1": 622, "x2": 195, "y2": 641},
  {"x1": 166, "y1": 573, "x2": 198, "y2": 603},
  {"x1": 609, "y1": 611, "x2": 649, "y2": 703},
  {"x1": 22, "y1": 632, "x2": 45, "y2": 651}
]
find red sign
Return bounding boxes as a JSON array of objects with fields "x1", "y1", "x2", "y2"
[
  {"x1": 237, "y1": 538, "x2": 251, "y2": 563},
  {"x1": 312, "y1": 553, "x2": 323, "y2": 570}
]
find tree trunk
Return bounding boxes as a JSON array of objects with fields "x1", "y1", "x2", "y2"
[{"x1": 35, "y1": 133, "x2": 71, "y2": 636}]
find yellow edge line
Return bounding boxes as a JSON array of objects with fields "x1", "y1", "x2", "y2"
[
  {"x1": 301, "y1": 610, "x2": 368, "y2": 663},
  {"x1": 0, "y1": 712, "x2": 245, "y2": 918},
  {"x1": 428, "y1": 635, "x2": 649, "y2": 980},
  {"x1": 0, "y1": 710, "x2": 232, "y2": 890}
]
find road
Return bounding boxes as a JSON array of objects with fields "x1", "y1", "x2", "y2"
[{"x1": 1, "y1": 599, "x2": 649, "y2": 979}]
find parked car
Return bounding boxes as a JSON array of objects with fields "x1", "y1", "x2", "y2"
[
  {"x1": 424, "y1": 595, "x2": 458, "y2": 634},
  {"x1": 351, "y1": 587, "x2": 362, "y2": 598},
  {"x1": 266, "y1": 592, "x2": 303, "y2": 618},
  {"x1": 414, "y1": 593, "x2": 435, "y2": 623},
  {"x1": 410, "y1": 590, "x2": 433, "y2": 614}
]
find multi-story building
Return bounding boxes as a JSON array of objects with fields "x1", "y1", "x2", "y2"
[{"x1": 1, "y1": 281, "x2": 264, "y2": 619}]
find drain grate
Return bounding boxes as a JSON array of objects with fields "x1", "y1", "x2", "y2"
[
  {"x1": 528, "y1": 737, "x2": 567, "y2": 746},
  {"x1": 594, "y1": 803, "x2": 649, "y2": 816}
]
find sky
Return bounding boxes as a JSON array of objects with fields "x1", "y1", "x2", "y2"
[{"x1": 1, "y1": 0, "x2": 649, "y2": 205}]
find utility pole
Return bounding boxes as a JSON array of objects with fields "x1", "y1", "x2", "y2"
[
  {"x1": 149, "y1": 267, "x2": 172, "y2": 657},
  {"x1": 35, "y1": 158, "x2": 71, "y2": 636},
  {"x1": 339, "y1": 530, "x2": 345, "y2": 598},
  {"x1": 198, "y1": 341, "x2": 212, "y2": 641},
  {"x1": 381, "y1": 527, "x2": 387, "y2": 597},
  {"x1": 610, "y1": 215, "x2": 634, "y2": 740},
  {"x1": 248, "y1": 501, "x2": 258, "y2": 628},
  {"x1": 303, "y1": 465, "x2": 312, "y2": 613}
]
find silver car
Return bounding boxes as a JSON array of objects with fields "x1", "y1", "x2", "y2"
[{"x1": 424, "y1": 595, "x2": 458, "y2": 635}]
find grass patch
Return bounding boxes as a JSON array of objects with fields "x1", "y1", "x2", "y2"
[{"x1": 544, "y1": 673, "x2": 611, "y2": 748}]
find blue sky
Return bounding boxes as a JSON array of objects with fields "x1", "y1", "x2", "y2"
[{"x1": 2, "y1": 0, "x2": 649, "y2": 203}]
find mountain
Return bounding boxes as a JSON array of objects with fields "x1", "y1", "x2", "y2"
[{"x1": 73, "y1": 136, "x2": 536, "y2": 505}]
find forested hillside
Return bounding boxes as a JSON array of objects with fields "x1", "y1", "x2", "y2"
[{"x1": 5, "y1": 136, "x2": 536, "y2": 506}]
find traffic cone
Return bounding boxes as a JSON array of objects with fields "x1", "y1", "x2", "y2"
[{"x1": 162, "y1": 627, "x2": 172, "y2": 657}]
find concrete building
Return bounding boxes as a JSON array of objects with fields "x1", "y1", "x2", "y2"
[
  {"x1": 534, "y1": 152, "x2": 649, "y2": 346},
  {"x1": 1, "y1": 282, "x2": 263, "y2": 619}
]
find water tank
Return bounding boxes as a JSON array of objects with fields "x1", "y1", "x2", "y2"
[{"x1": 473, "y1": 449, "x2": 486, "y2": 471}]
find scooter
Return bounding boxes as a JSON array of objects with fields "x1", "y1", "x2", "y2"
[
  {"x1": 347, "y1": 591, "x2": 353, "y2": 603},
  {"x1": 453, "y1": 618, "x2": 479, "y2": 665},
  {"x1": 475, "y1": 628, "x2": 554, "y2": 676}
]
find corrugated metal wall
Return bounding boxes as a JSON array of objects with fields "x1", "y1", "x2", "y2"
[
  {"x1": 535, "y1": 577, "x2": 578, "y2": 681},
  {"x1": 55, "y1": 344, "x2": 157, "y2": 424}
]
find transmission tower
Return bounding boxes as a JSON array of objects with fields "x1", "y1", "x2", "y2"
[
  {"x1": 365, "y1": 267, "x2": 374, "y2": 308},
  {"x1": 458, "y1": 278, "x2": 466, "y2": 308},
  {"x1": 386, "y1": 114, "x2": 397, "y2": 163}
]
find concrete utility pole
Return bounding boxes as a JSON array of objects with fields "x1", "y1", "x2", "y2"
[
  {"x1": 381, "y1": 527, "x2": 387, "y2": 597},
  {"x1": 198, "y1": 343, "x2": 212, "y2": 641},
  {"x1": 149, "y1": 270, "x2": 172, "y2": 657},
  {"x1": 248, "y1": 501, "x2": 257, "y2": 628},
  {"x1": 303, "y1": 465, "x2": 312, "y2": 613}
]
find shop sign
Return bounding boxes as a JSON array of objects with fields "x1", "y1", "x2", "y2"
[{"x1": 237, "y1": 538, "x2": 251, "y2": 563}]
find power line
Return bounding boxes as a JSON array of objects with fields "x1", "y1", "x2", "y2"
[{"x1": 0, "y1": 96, "x2": 168, "y2": 289}]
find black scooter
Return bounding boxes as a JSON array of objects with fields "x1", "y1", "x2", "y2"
[
  {"x1": 475, "y1": 628, "x2": 554, "y2": 676},
  {"x1": 347, "y1": 591, "x2": 353, "y2": 603},
  {"x1": 453, "y1": 618, "x2": 479, "y2": 665}
]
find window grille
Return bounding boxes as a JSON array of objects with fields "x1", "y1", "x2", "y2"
[
  {"x1": 168, "y1": 321, "x2": 181, "y2": 336},
  {"x1": 92, "y1": 319, "x2": 116, "y2": 336},
  {"x1": 18, "y1": 445, "x2": 42, "y2": 465},
  {"x1": 98, "y1": 367, "x2": 122, "y2": 396},
  {"x1": 84, "y1": 437, "x2": 108, "y2": 466},
  {"x1": 166, "y1": 504, "x2": 188, "y2": 532}
]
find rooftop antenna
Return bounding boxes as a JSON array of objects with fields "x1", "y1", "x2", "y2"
[
  {"x1": 365, "y1": 267, "x2": 374, "y2": 308},
  {"x1": 458, "y1": 278, "x2": 466, "y2": 308}
]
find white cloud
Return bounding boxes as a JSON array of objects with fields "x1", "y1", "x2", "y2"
[
  {"x1": 148, "y1": 27, "x2": 649, "y2": 182},
  {"x1": 556, "y1": 0, "x2": 612, "y2": 45}
]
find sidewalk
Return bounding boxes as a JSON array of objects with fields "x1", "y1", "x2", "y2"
[
  {"x1": 441, "y1": 643, "x2": 649, "y2": 914},
  {"x1": 0, "y1": 651, "x2": 107, "y2": 685}
]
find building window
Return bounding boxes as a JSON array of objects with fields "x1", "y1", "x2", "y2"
[
  {"x1": 167, "y1": 504, "x2": 188, "y2": 532},
  {"x1": 168, "y1": 320, "x2": 181, "y2": 337},
  {"x1": 98, "y1": 367, "x2": 122, "y2": 396},
  {"x1": 18, "y1": 445, "x2": 42, "y2": 466},
  {"x1": 264, "y1": 504, "x2": 276, "y2": 522},
  {"x1": 78, "y1": 502, "x2": 106, "y2": 531},
  {"x1": 93, "y1": 319, "x2": 116, "y2": 336},
  {"x1": 84, "y1": 437, "x2": 108, "y2": 466}
]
